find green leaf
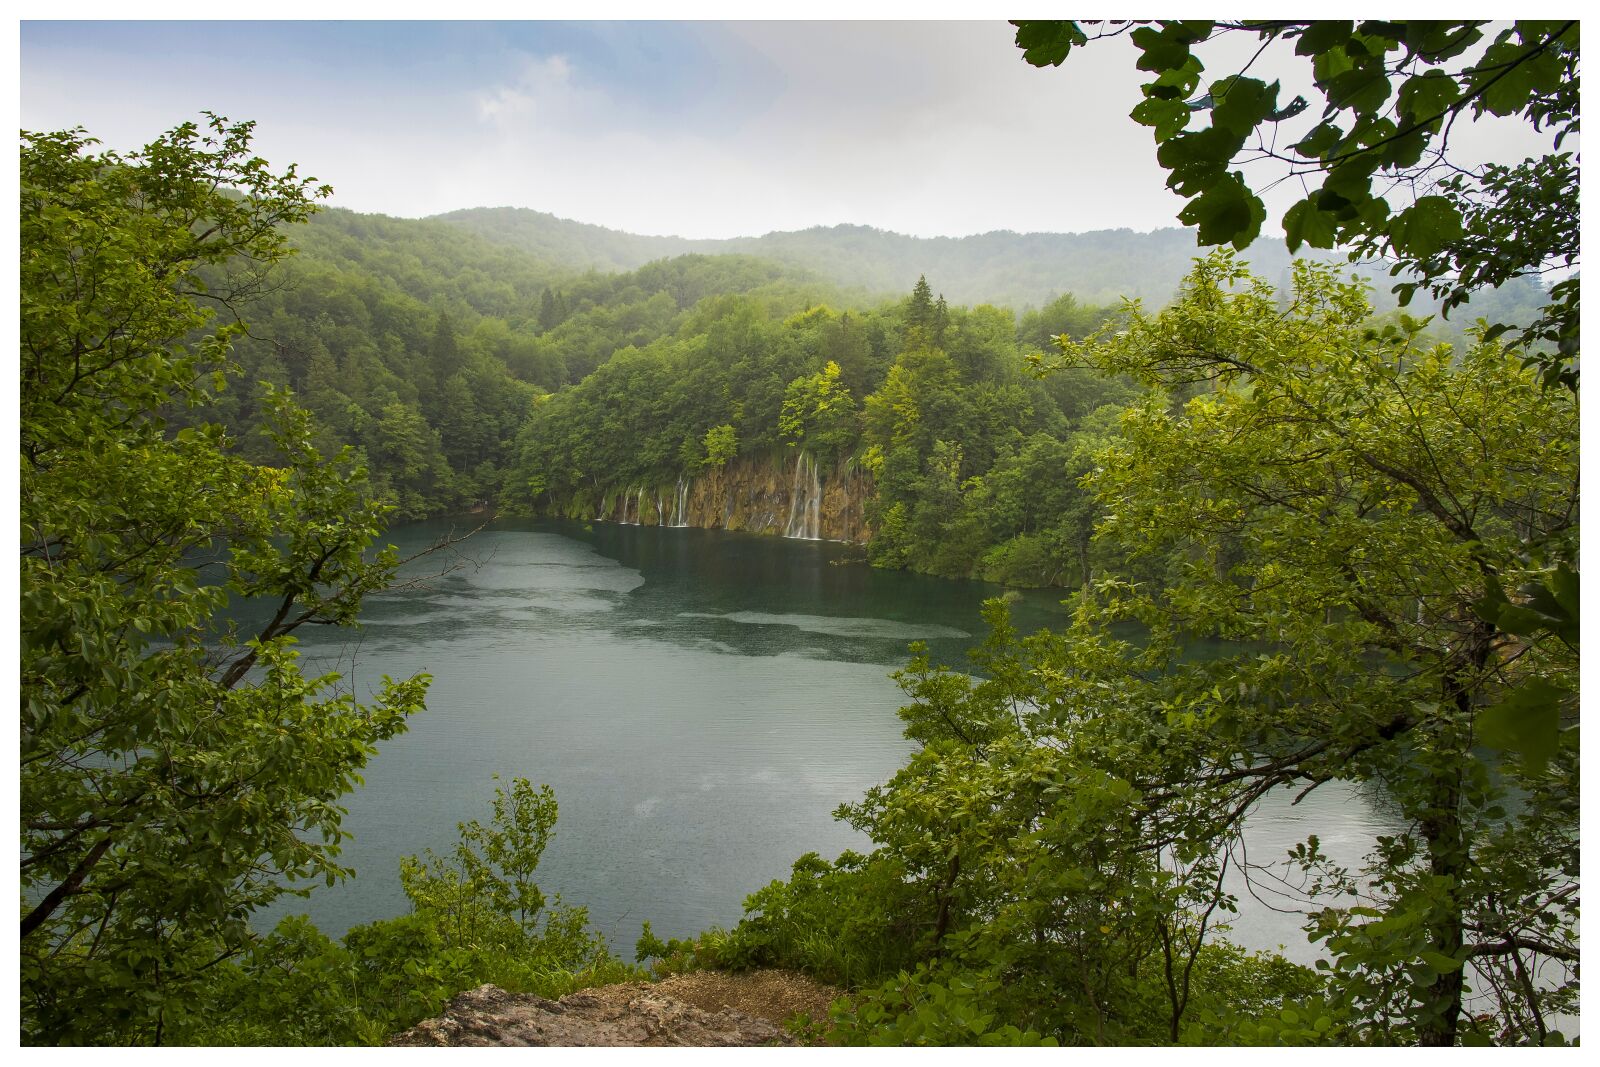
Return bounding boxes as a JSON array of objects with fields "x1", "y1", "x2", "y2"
[
  {"x1": 1131, "y1": 96, "x2": 1191, "y2": 142},
  {"x1": 1476, "y1": 678, "x2": 1571, "y2": 770},
  {"x1": 1387, "y1": 195, "x2": 1464, "y2": 259},
  {"x1": 1550, "y1": 564, "x2": 1579, "y2": 619},
  {"x1": 1403, "y1": 23, "x2": 1482, "y2": 62},
  {"x1": 1294, "y1": 21, "x2": 1355, "y2": 57},
  {"x1": 1397, "y1": 69, "x2": 1460, "y2": 125},
  {"x1": 1516, "y1": 568, "x2": 1579, "y2": 644},
  {"x1": 1158, "y1": 127, "x2": 1239, "y2": 196},
  {"x1": 1419, "y1": 949, "x2": 1464, "y2": 973},
  {"x1": 1293, "y1": 121, "x2": 1344, "y2": 159},
  {"x1": 1475, "y1": 39, "x2": 1540, "y2": 116},
  {"x1": 1178, "y1": 172, "x2": 1265, "y2": 248},
  {"x1": 1282, "y1": 199, "x2": 1339, "y2": 251},
  {"x1": 1147, "y1": 55, "x2": 1206, "y2": 100},
  {"x1": 1312, "y1": 46, "x2": 1356, "y2": 84},
  {"x1": 1209, "y1": 76, "x2": 1277, "y2": 137},
  {"x1": 1012, "y1": 21, "x2": 1085, "y2": 68},
  {"x1": 1130, "y1": 25, "x2": 1196, "y2": 74},
  {"x1": 1325, "y1": 67, "x2": 1393, "y2": 115}
]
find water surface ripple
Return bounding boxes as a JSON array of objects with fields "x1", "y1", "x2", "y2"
[{"x1": 256, "y1": 517, "x2": 1389, "y2": 966}]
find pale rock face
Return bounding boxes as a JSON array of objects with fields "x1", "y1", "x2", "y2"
[
  {"x1": 390, "y1": 982, "x2": 796, "y2": 1047},
  {"x1": 582, "y1": 453, "x2": 874, "y2": 543}
]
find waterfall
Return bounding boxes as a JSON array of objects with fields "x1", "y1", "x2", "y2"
[
  {"x1": 806, "y1": 455, "x2": 821, "y2": 540},
  {"x1": 783, "y1": 453, "x2": 805, "y2": 538},
  {"x1": 656, "y1": 491, "x2": 663, "y2": 528},
  {"x1": 635, "y1": 487, "x2": 644, "y2": 526},
  {"x1": 673, "y1": 476, "x2": 690, "y2": 527},
  {"x1": 784, "y1": 452, "x2": 824, "y2": 540}
]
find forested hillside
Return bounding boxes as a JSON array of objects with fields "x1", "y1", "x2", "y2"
[
  {"x1": 191, "y1": 193, "x2": 1155, "y2": 586},
  {"x1": 433, "y1": 205, "x2": 1239, "y2": 306},
  {"x1": 179, "y1": 196, "x2": 1551, "y2": 595},
  {"x1": 433, "y1": 205, "x2": 1550, "y2": 320},
  {"x1": 178, "y1": 205, "x2": 849, "y2": 519},
  {"x1": 512, "y1": 277, "x2": 1136, "y2": 587},
  {"x1": 163, "y1": 195, "x2": 1132, "y2": 586}
]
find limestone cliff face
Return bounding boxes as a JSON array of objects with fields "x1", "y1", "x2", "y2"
[{"x1": 558, "y1": 452, "x2": 873, "y2": 543}]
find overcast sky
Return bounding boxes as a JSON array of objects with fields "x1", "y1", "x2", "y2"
[{"x1": 19, "y1": 16, "x2": 1560, "y2": 240}]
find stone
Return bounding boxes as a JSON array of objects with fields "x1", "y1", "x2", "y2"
[{"x1": 389, "y1": 982, "x2": 797, "y2": 1047}]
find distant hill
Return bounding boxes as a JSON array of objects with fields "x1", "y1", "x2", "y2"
[
  {"x1": 431, "y1": 206, "x2": 1548, "y2": 325},
  {"x1": 186, "y1": 197, "x2": 1551, "y2": 528},
  {"x1": 429, "y1": 206, "x2": 1256, "y2": 308}
]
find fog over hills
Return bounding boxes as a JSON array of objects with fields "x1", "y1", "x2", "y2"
[{"x1": 429, "y1": 205, "x2": 1547, "y2": 323}]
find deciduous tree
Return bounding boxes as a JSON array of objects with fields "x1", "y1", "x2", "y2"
[
  {"x1": 1013, "y1": 19, "x2": 1579, "y2": 384},
  {"x1": 20, "y1": 116, "x2": 431, "y2": 1043}
]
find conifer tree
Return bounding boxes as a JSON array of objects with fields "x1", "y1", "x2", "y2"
[{"x1": 906, "y1": 274, "x2": 935, "y2": 332}]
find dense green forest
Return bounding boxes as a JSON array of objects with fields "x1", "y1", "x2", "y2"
[
  {"x1": 146, "y1": 173, "x2": 1547, "y2": 598},
  {"x1": 180, "y1": 197, "x2": 1549, "y2": 595},
  {"x1": 169, "y1": 188, "x2": 1153, "y2": 586},
  {"x1": 511, "y1": 274, "x2": 1144, "y2": 586},
  {"x1": 21, "y1": 18, "x2": 1578, "y2": 1049},
  {"x1": 178, "y1": 204, "x2": 862, "y2": 519},
  {"x1": 152, "y1": 148, "x2": 1545, "y2": 594}
]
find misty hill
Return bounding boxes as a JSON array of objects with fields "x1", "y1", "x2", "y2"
[
  {"x1": 429, "y1": 206, "x2": 1247, "y2": 308},
  {"x1": 430, "y1": 206, "x2": 1547, "y2": 325},
  {"x1": 283, "y1": 205, "x2": 839, "y2": 324}
]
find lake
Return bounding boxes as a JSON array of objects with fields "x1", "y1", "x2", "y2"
[{"x1": 257, "y1": 516, "x2": 1391, "y2": 965}]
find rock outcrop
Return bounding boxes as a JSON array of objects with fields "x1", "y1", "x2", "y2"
[
  {"x1": 564, "y1": 452, "x2": 874, "y2": 543},
  {"x1": 389, "y1": 982, "x2": 796, "y2": 1047}
]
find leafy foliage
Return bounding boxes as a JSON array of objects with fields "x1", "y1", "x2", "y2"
[
  {"x1": 701, "y1": 423, "x2": 740, "y2": 468},
  {"x1": 179, "y1": 184, "x2": 1539, "y2": 525},
  {"x1": 1013, "y1": 19, "x2": 1579, "y2": 385},
  {"x1": 513, "y1": 277, "x2": 1137, "y2": 587},
  {"x1": 399, "y1": 775, "x2": 561, "y2": 947},
  {"x1": 829, "y1": 964, "x2": 1060, "y2": 1046},
  {"x1": 174, "y1": 779, "x2": 633, "y2": 1045},
  {"x1": 706, "y1": 257, "x2": 1577, "y2": 1046},
  {"x1": 20, "y1": 117, "x2": 429, "y2": 1043},
  {"x1": 779, "y1": 359, "x2": 859, "y2": 459},
  {"x1": 1076, "y1": 256, "x2": 1575, "y2": 1042}
]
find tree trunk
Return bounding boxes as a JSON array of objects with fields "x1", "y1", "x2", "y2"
[
  {"x1": 1417, "y1": 666, "x2": 1478, "y2": 1046},
  {"x1": 932, "y1": 853, "x2": 960, "y2": 952},
  {"x1": 1417, "y1": 769, "x2": 1465, "y2": 1046}
]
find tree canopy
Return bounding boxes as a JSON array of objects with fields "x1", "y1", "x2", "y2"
[
  {"x1": 700, "y1": 255, "x2": 1578, "y2": 1046},
  {"x1": 20, "y1": 116, "x2": 430, "y2": 1042},
  {"x1": 1012, "y1": 19, "x2": 1579, "y2": 384}
]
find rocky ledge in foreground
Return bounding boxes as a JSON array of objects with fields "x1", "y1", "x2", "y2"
[{"x1": 389, "y1": 982, "x2": 797, "y2": 1047}]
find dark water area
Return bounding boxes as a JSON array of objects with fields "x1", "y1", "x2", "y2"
[{"x1": 253, "y1": 517, "x2": 1391, "y2": 966}]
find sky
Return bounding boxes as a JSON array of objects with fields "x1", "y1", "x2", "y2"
[{"x1": 18, "y1": 10, "x2": 1564, "y2": 241}]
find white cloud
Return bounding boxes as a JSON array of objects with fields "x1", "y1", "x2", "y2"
[
  {"x1": 21, "y1": 21, "x2": 1566, "y2": 241},
  {"x1": 475, "y1": 53, "x2": 592, "y2": 128},
  {"x1": 399, "y1": 21, "x2": 1193, "y2": 238}
]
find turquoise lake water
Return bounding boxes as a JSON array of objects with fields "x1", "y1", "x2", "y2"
[{"x1": 256, "y1": 517, "x2": 1392, "y2": 965}]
